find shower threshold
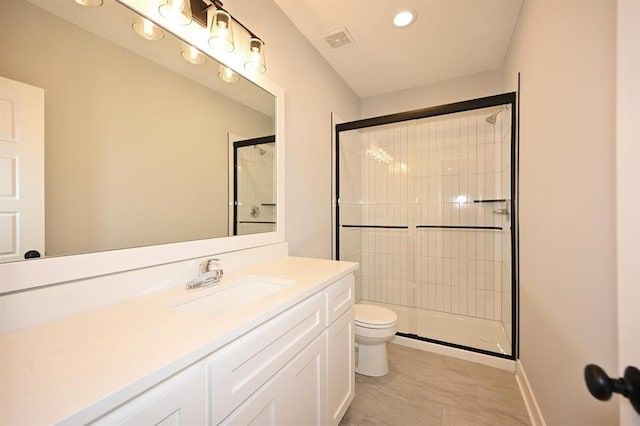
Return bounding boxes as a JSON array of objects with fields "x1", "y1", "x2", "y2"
[{"x1": 362, "y1": 301, "x2": 512, "y2": 357}]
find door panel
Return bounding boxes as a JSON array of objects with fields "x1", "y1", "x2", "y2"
[{"x1": 0, "y1": 76, "x2": 44, "y2": 264}]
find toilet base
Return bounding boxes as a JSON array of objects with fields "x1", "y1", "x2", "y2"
[{"x1": 356, "y1": 341, "x2": 390, "y2": 377}]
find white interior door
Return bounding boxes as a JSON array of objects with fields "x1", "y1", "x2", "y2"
[
  {"x1": 0, "y1": 76, "x2": 44, "y2": 263},
  {"x1": 616, "y1": 1, "x2": 640, "y2": 424}
]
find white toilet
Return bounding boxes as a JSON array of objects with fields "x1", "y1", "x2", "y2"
[{"x1": 354, "y1": 304, "x2": 398, "y2": 377}]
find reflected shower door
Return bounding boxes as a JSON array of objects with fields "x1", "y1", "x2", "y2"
[{"x1": 233, "y1": 136, "x2": 276, "y2": 236}]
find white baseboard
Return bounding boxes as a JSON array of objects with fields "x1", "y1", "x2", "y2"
[{"x1": 515, "y1": 360, "x2": 546, "y2": 426}]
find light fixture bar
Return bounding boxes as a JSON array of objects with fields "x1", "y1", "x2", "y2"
[
  {"x1": 189, "y1": 0, "x2": 265, "y2": 45},
  {"x1": 189, "y1": 0, "x2": 209, "y2": 27}
]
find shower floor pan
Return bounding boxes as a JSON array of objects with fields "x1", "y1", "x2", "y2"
[{"x1": 362, "y1": 301, "x2": 512, "y2": 356}]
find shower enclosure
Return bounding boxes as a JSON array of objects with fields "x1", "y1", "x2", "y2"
[
  {"x1": 335, "y1": 93, "x2": 517, "y2": 358},
  {"x1": 232, "y1": 136, "x2": 276, "y2": 236}
]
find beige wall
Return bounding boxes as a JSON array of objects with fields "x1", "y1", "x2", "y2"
[
  {"x1": 228, "y1": 0, "x2": 361, "y2": 259},
  {"x1": 0, "y1": 0, "x2": 273, "y2": 256},
  {"x1": 503, "y1": 0, "x2": 617, "y2": 424},
  {"x1": 360, "y1": 70, "x2": 504, "y2": 119},
  {"x1": 617, "y1": 1, "x2": 640, "y2": 424}
]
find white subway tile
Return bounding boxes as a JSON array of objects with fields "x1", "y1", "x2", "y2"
[
  {"x1": 443, "y1": 203, "x2": 452, "y2": 226},
  {"x1": 443, "y1": 258, "x2": 452, "y2": 285},
  {"x1": 477, "y1": 144, "x2": 486, "y2": 174},
  {"x1": 468, "y1": 288, "x2": 477, "y2": 316},
  {"x1": 451, "y1": 258, "x2": 460, "y2": 285},
  {"x1": 468, "y1": 259, "x2": 477, "y2": 288},
  {"x1": 436, "y1": 257, "x2": 444, "y2": 285},
  {"x1": 436, "y1": 285, "x2": 445, "y2": 311},
  {"x1": 451, "y1": 231, "x2": 460, "y2": 258},
  {"x1": 459, "y1": 287, "x2": 468, "y2": 315},
  {"x1": 428, "y1": 257, "x2": 437, "y2": 284},
  {"x1": 428, "y1": 284, "x2": 437, "y2": 310},
  {"x1": 484, "y1": 261, "x2": 494, "y2": 291},
  {"x1": 467, "y1": 233, "x2": 477, "y2": 260},
  {"x1": 451, "y1": 203, "x2": 460, "y2": 225},
  {"x1": 494, "y1": 262, "x2": 502, "y2": 292},
  {"x1": 444, "y1": 285, "x2": 452, "y2": 312},
  {"x1": 436, "y1": 231, "x2": 444, "y2": 258},
  {"x1": 451, "y1": 286, "x2": 460, "y2": 314},
  {"x1": 477, "y1": 260, "x2": 486, "y2": 290},
  {"x1": 476, "y1": 290, "x2": 486, "y2": 318},
  {"x1": 485, "y1": 143, "x2": 495, "y2": 173}
]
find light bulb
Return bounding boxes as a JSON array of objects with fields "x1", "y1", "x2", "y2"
[
  {"x1": 158, "y1": 0, "x2": 192, "y2": 26},
  {"x1": 393, "y1": 11, "x2": 416, "y2": 27},
  {"x1": 132, "y1": 16, "x2": 165, "y2": 41},
  {"x1": 218, "y1": 66, "x2": 239, "y2": 83},
  {"x1": 181, "y1": 46, "x2": 206, "y2": 64},
  {"x1": 244, "y1": 38, "x2": 266, "y2": 73},
  {"x1": 209, "y1": 10, "x2": 234, "y2": 52}
]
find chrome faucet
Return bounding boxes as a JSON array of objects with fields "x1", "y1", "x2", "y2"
[{"x1": 186, "y1": 258, "x2": 224, "y2": 290}]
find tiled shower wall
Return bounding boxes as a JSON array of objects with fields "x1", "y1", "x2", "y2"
[{"x1": 339, "y1": 108, "x2": 512, "y2": 324}]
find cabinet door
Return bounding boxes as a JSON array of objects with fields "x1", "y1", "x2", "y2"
[
  {"x1": 327, "y1": 307, "x2": 355, "y2": 426},
  {"x1": 280, "y1": 333, "x2": 327, "y2": 426},
  {"x1": 91, "y1": 364, "x2": 206, "y2": 426},
  {"x1": 208, "y1": 294, "x2": 325, "y2": 424},
  {"x1": 222, "y1": 333, "x2": 327, "y2": 426}
]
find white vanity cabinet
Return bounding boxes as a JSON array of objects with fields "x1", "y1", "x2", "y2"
[
  {"x1": 88, "y1": 272, "x2": 355, "y2": 426},
  {"x1": 207, "y1": 292, "x2": 326, "y2": 424},
  {"x1": 324, "y1": 274, "x2": 356, "y2": 426},
  {"x1": 220, "y1": 333, "x2": 327, "y2": 425},
  {"x1": 91, "y1": 364, "x2": 207, "y2": 425}
]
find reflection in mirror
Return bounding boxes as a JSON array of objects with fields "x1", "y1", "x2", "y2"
[
  {"x1": 232, "y1": 136, "x2": 276, "y2": 236},
  {"x1": 0, "y1": 0, "x2": 276, "y2": 263}
]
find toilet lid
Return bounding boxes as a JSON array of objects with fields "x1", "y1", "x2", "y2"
[{"x1": 354, "y1": 304, "x2": 398, "y2": 326}]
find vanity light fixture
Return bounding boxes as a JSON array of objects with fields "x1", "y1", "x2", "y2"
[
  {"x1": 181, "y1": 45, "x2": 207, "y2": 64},
  {"x1": 74, "y1": 0, "x2": 103, "y2": 7},
  {"x1": 218, "y1": 65, "x2": 240, "y2": 83},
  {"x1": 244, "y1": 37, "x2": 266, "y2": 73},
  {"x1": 393, "y1": 10, "x2": 416, "y2": 27},
  {"x1": 190, "y1": 0, "x2": 267, "y2": 73},
  {"x1": 209, "y1": 9, "x2": 235, "y2": 52},
  {"x1": 132, "y1": 15, "x2": 165, "y2": 40},
  {"x1": 158, "y1": 0, "x2": 193, "y2": 26}
]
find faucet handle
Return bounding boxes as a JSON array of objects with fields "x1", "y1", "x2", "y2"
[
  {"x1": 199, "y1": 258, "x2": 220, "y2": 273},
  {"x1": 207, "y1": 258, "x2": 221, "y2": 271}
]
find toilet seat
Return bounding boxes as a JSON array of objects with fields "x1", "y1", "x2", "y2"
[{"x1": 354, "y1": 304, "x2": 398, "y2": 329}]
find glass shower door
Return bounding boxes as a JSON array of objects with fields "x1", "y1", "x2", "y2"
[{"x1": 336, "y1": 95, "x2": 516, "y2": 358}]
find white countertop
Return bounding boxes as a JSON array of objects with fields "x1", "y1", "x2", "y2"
[{"x1": 0, "y1": 256, "x2": 358, "y2": 425}]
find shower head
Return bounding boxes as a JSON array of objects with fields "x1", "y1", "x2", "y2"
[
  {"x1": 486, "y1": 111, "x2": 499, "y2": 124},
  {"x1": 254, "y1": 145, "x2": 266, "y2": 155}
]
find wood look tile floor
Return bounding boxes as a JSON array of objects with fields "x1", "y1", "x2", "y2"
[{"x1": 340, "y1": 344, "x2": 531, "y2": 426}]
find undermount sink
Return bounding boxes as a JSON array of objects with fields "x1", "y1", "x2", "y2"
[{"x1": 169, "y1": 275, "x2": 294, "y2": 318}]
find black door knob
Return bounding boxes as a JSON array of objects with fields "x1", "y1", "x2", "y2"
[
  {"x1": 24, "y1": 250, "x2": 41, "y2": 259},
  {"x1": 585, "y1": 364, "x2": 640, "y2": 414}
]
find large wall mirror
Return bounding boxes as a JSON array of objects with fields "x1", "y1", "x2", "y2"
[{"x1": 0, "y1": 0, "x2": 285, "y2": 292}]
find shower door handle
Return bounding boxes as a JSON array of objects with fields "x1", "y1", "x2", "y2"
[
  {"x1": 584, "y1": 364, "x2": 640, "y2": 414},
  {"x1": 493, "y1": 208, "x2": 509, "y2": 215}
]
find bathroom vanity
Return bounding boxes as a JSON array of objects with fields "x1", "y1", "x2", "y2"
[{"x1": 0, "y1": 257, "x2": 357, "y2": 425}]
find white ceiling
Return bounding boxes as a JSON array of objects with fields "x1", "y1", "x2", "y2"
[{"x1": 273, "y1": 0, "x2": 523, "y2": 98}]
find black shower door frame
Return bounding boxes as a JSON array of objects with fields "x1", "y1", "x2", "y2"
[{"x1": 334, "y1": 92, "x2": 519, "y2": 360}]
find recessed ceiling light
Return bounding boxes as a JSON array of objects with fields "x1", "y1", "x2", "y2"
[{"x1": 393, "y1": 10, "x2": 416, "y2": 28}]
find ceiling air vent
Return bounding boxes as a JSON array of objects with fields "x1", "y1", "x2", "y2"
[{"x1": 322, "y1": 27, "x2": 354, "y2": 50}]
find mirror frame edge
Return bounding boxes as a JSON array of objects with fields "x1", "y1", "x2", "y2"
[{"x1": 0, "y1": 3, "x2": 286, "y2": 294}]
